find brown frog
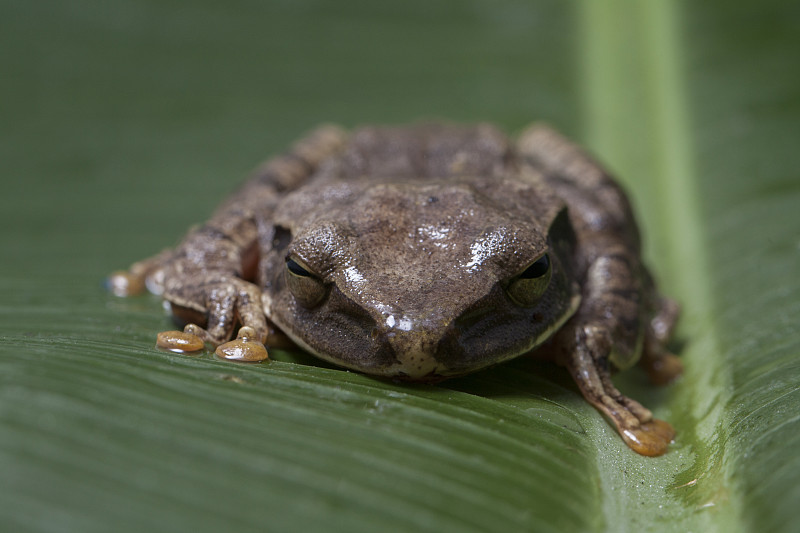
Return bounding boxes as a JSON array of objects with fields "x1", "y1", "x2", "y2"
[{"x1": 109, "y1": 123, "x2": 683, "y2": 456}]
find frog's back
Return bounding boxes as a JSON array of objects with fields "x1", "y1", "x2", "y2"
[
  {"x1": 334, "y1": 123, "x2": 512, "y2": 181},
  {"x1": 319, "y1": 123, "x2": 643, "y2": 270},
  {"x1": 316, "y1": 124, "x2": 640, "y2": 248}
]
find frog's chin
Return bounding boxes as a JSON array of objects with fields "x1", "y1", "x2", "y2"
[
  {"x1": 271, "y1": 327, "x2": 454, "y2": 381},
  {"x1": 264, "y1": 320, "x2": 452, "y2": 380}
]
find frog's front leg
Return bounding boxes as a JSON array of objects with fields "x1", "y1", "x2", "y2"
[
  {"x1": 553, "y1": 248, "x2": 676, "y2": 456},
  {"x1": 110, "y1": 222, "x2": 275, "y2": 361},
  {"x1": 145, "y1": 217, "x2": 272, "y2": 362}
]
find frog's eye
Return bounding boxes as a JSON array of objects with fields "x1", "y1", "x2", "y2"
[
  {"x1": 507, "y1": 254, "x2": 551, "y2": 307},
  {"x1": 287, "y1": 258, "x2": 311, "y2": 277},
  {"x1": 285, "y1": 256, "x2": 327, "y2": 308}
]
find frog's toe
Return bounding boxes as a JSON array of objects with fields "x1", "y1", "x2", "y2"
[
  {"x1": 601, "y1": 393, "x2": 675, "y2": 456},
  {"x1": 650, "y1": 297, "x2": 680, "y2": 343},
  {"x1": 215, "y1": 327, "x2": 270, "y2": 362},
  {"x1": 156, "y1": 329, "x2": 205, "y2": 353},
  {"x1": 642, "y1": 351, "x2": 684, "y2": 386},
  {"x1": 620, "y1": 418, "x2": 675, "y2": 457},
  {"x1": 107, "y1": 270, "x2": 146, "y2": 297},
  {"x1": 108, "y1": 249, "x2": 173, "y2": 297}
]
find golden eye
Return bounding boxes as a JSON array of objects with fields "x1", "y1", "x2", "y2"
[
  {"x1": 507, "y1": 254, "x2": 551, "y2": 307},
  {"x1": 285, "y1": 257, "x2": 328, "y2": 308}
]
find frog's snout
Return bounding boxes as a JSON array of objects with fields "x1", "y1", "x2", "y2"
[{"x1": 374, "y1": 313, "x2": 461, "y2": 380}]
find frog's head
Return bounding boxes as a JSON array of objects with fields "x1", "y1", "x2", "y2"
[{"x1": 261, "y1": 175, "x2": 580, "y2": 381}]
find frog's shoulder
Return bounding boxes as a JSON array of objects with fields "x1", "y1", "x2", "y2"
[{"x1": 516, "y1": 124, "x2": 640, "y2": 247}]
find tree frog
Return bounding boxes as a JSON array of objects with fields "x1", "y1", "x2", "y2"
[{"x1": 109, "y1": 123, "x2": 683, "y2": 456}]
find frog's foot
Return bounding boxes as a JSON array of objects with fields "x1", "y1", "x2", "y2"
[
  {"x1": 153, "y1": 325, "x2": 269, "y2": 363},
  {"x1": 565, "y1": 342, "x2": 674, "y2": 456},
  {"x1": 159, "y1": 276, "x2": 272, "y2": 363},
  {"x1": 164, "y1": 277, "x2": 269, "y2": 345}
]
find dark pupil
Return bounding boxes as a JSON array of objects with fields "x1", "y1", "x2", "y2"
[
  {"x1": 521, "y1": 254, "x2": 550, "y2": 279},
  {"x1": 286, "y1": 258, "x2": 311, "y2": 277}
]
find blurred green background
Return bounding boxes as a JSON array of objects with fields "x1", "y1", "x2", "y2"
[{"x1": 2, "y1": 1, "x2": 799, "y2": 532}]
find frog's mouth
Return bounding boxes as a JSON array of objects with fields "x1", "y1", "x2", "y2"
[{"x1": 264, "y1": 290, "x2": 582, "y2": 382}]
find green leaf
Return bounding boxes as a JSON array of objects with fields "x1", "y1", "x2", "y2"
[{"x1": 1, "y1": 1, "x2": 798, "y2": 532}]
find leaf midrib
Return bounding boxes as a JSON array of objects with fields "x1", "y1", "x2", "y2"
[{"x1": 579, "y1": 1, "x2": 734, "y2": 531}]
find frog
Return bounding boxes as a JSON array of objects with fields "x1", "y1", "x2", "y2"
[{"x1": 108, "y1": 122, "x2": 683, "y2": 456}]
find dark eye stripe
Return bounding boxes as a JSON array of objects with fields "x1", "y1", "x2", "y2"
[
  {"x1": 520, "y1": 254, "x2": 550, "y2": 279},
  {"x1": 286, "y1": 257, "x2": 311, "y2": 277}
]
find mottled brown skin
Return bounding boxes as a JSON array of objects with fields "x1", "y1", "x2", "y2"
[{"x1": 111, "y1": 123, "x2": 682, "y2": 456}]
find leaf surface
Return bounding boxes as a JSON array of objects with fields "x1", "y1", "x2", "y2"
[{"x1": 1, "y1": 1, "x2": 798, "y2": 531}]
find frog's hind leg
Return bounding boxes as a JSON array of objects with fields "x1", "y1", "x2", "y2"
[
  {"x1": 560, "y1": 327, "x2": 676, "y2": 456},
  {"x1": 640, "y1": 296, "x2": 683, "y2": 385}
]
